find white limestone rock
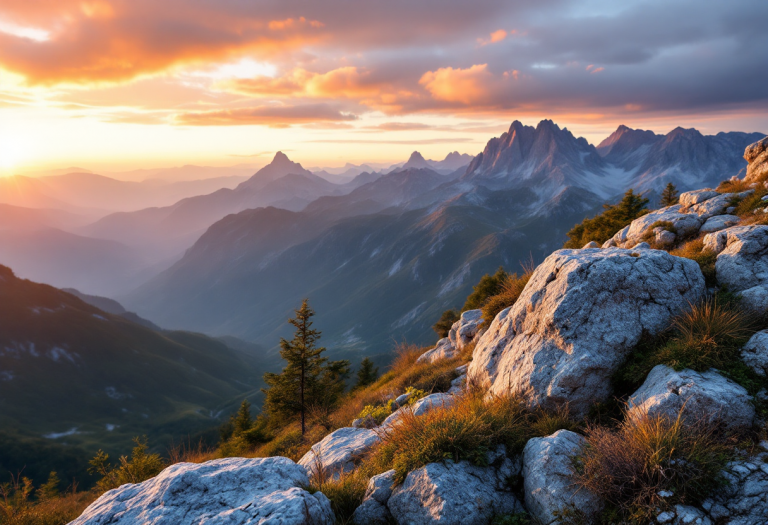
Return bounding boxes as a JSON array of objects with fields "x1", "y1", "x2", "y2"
[
  {"x1": 654, "y1": 227, "x2": 677, "y2": 246},
  {"x1": 739, "y1": 285, "x2": 768, "y2": 314},
  {"x1": 745, "y1": 136, "x2": 768, "y2": 183},
  {"x1": 713, "y1": 225, "x2": 768, "y2": 293},
  {"x1": 611, "y1": 205, "x2": 702, "y2": 248},
  {"x1": 387, "y1": 449, "x2": 523, "y2": 525},
  {"x1": 688, "y1": 193, "x2": 735, "y2": 220},
  {"x1": 352, "y1": 470, "x2": 396, "y2": 525},
  {"x1": 70, "y1": 457, "x2": 334, "y2": 525},
  {"x1": 468, "y1": 248, "x2": 705, "y2": 416},
  {"x1": 679, "y1": 189, "x2": 719, "y2": 208},
  {"x1": 582, "y1": 241, "x2": 600, "y2": 249},
  {"x1": 699, "y1": 214, "x2": 740, "y2": 233},
  {"x1": 299, "y1": 427, "x2": 381, "y2": 478},
  {"x1": 448, "y1": 309, "x2": 483, "y2": 350},
  {"x1": 416, "y1": 337, "x2": 457, "y2": 364},
  {"x1": 380, "y1": 393, "x2": 455, "y2": 430},
  {"x1": 627, "y1": 365, "x2": 754, "y2": 432},
  {"x1": 742, "y1": 330, "x2": 768, "y2": 377},
  {"x1": 522, "y1": 430, "x2": 603, "y2": 525}
]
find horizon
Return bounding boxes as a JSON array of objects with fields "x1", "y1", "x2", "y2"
[{"x1": 1, "y1": 1, "x2": 767, "y2": 175}]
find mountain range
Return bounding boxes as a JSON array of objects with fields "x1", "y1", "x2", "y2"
[{"x1": 121, "y1": 121, "x2": 764, "y2": 361}]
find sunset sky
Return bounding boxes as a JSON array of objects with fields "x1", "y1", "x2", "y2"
[{"x1": 0, "y1": 0, "x2": 767, "y2": 175}]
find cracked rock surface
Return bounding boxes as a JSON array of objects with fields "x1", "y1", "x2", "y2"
[
  {"x1": 70, "y1": 457, "x2": 334, "y2": 525},
  {"x1": 468, "y1": 248, "x2": 705, "y2": 416},
  {"x1": 299, "y1": 427, "x2": 381, "y2": 478}
]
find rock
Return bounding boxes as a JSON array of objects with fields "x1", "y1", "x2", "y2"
[
  {"x1": 447, "y1": 373, "x2": 466, "y2": 395},
  {"x1": 388, "y1": 449, "x2": 523, "y2": 525},
  {"x1": 602, "y1": 238, "x2": 617, "y2": 248},
  {"x1": 299, "y1": 427, "x2": 381, "y2": 478},
  {"x1": 701, "y1": 443, "x2": 768, "y2": 524},
  {"x1": 351, "y1": 416, "x2": 377, "y2": 429},
  {"x1": 744, "y1": 136, "x2": 768, "y2": 182},
  {"x1": 713, "y1": 225, "x2": 768, "y2": 292},
  {"x1": 742, "y1": 330, "x2": 768, "y2": 377},
  {"x1": 699, "y1": 214, "x2": 740, "y2": 233},
  {"x1": 448, "y1": 309, "x2": 484, "y2": 350},
  {"x1": 380, "y1": 393, "x2": 455, "y2": 429},
  {"x1": 522, "y1": 430, "x2": 603, "y2": 525},
  {"x1": 739, "y1": 285, "x2": 768, "y2": 314},
  {"x1": 582, "y1": 241, "x2": 600, "y2": 249},
  {"x1": 611, "y1": 205, "x2": 703, "y2": 248},
  {"x1": 352, "y1": 470, "x2": 395, "y2": 525},
  {"x1": 655, "y1": 228, "x2": 677, "y2": 246},
  {"x1": 416, "y1": 337, "x2": 457, "y2": 364},
  {"x1": 70, "y1": 457, "x2": 334, "y2": 525},
  {"x1": 632, "y1": 241, "x2": 651, "y2": 250},
  {"x1": 394, "y1": 392, "x2": 412, "y2": 407},
  {"x1": 627, "y1": 365, "x2": 754, "y2": 432},
  {"x1": 468, "y1": 248, "x2": 705, "y2": 416},
  {"x1": 670, "y1": 505, "x2": 712, "y2": 525},
  {"x1": 688, "y1": 193, "x2": 735, "y2": 220},
  {"x1": 679, "y1": 189, "x2": 719, "y2": 208}
]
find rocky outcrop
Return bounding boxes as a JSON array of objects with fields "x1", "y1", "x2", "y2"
[
  {"x1": 352, "y1": 470, "x2": 396, "y2": 525},
  {"x1": 416, "y1": 337, "x2": 457, "y2": 364},
  {"x1": 468, "y1": 248, "x2": 705, "y2": 416},
  {"x1": 611, "y1": 205, "x2": 703, "y2": 247},
  {"x1": 522, "y1": 430, "x2": 603, "y2": 525},
  {"x1": 299, "y1": 427, "x2": 381, "y2": 478},
  {"x1": 742, "y1": 330, "x2": 768, "y2": 377},
  {"x1": 744, "y1": 136, "x2": 768, "y2": 182},
  {"x1": 380, "y1": 393, "x2": 455, "y2": 429},
  {"x1": 387, "y1": 447, "x2": 523, "y2": 525},
  {"x1": 712, "y1": 225, "x2": 768, "y2": 293},
  {"x1": 699, "y1": 214, "x2": 739, "y2": 233},
  {"x1": 627, "y1": 365, "x2": 754, "y2": 432},
  {"x1": 700, "y1": 442, "x2": 768, "y2": 524},
  {"x1": 70, "y1": 457, "x2": 334, "y2": 525},
  {"x1": 448, "y1": 309, "x2": 483, "y2": 350}
]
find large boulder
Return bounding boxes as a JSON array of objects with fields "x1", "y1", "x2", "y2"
[
  {"x1": 744, "y1": 136, "x2": 768, "y2": 182},
  {"x1": 387, "y1": 448, "x2": 523, "y2": 525},
  {"x1": 352, "y1": 470, "x2": 396, "y2": 525},
  {"x1": 416, "y1": 337, "x2": 457, "y2": 364},
  {"x1": 699, "y1": 214, "x2": 740, "y2": 234},
  {"x1": 712, "y1": 225, "x2": 768, "y2": 293},
  {"x1": 468, "y1": 248, "x2": 705, "y2": 416},
  {"x1": 299, "y1": 427, "x2": 381, "y2": 478},
  {"x1": 70, "y1": 457, "x2": 334, "y2": 525},
  {"x1": 627, "y1": 365, "x2": 754, "y2": 432},
  {"x1": 522, "y1": 430, "x2": 603, "y2": 525},
  {"x1": 380, "y1": 393, "x2": 455, "y2": 430},
  {"x1": 679, "y1": 189, "x2": 719, "y2": 208},
  {"x1": 687, "y1": 192, "x2": 738, "y2": 220},
  {"x1": 741, "y1": 330, "x2": 768, "y2": 377},
  {"x1": 448, "y1": 309, "x2": 483, "y2": 350}
]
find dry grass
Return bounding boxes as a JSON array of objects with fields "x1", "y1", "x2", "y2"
[
  {"x1": 0, "y1": 478, "x2": 96, "y2": 525},
  {"x1": 670, "y1": 238, "x2": 717, "y2": 287},
  {"x1": 577, "y1": 409, "x2": 732, "y2": 523},
  {"x1": 166, "y1": 439, "x2": 218, "y2": 464},
  {"x1": 307, "y1": 467, "x2": 368, "y2": 525},
  {"x1": 480, "y1": 267, "x2": 533, "y2": 328},
  {"x1": 717, "y1": 178, "x2": 755, "y2": 193}
]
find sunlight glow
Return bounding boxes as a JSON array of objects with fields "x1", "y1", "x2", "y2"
[
  {"x1": 0, "y1": 20, "x2": 50, "y2": 42},
  {"x1": 0, "y1": 138, "x2": 32, "y2": 173},
  {"x1": 191, "y1": 59, "x2": 277, "y2": 80}
]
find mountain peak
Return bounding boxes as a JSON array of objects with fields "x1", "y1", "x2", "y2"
[
  {"x1": 597, "y1": 125, "x2": 660, "y2": 157},
  {"x1": 238, "y1": 151, "x2": 312, "y2": 191},
  {"x1": 402, "y1": 151, "x2": 431, "y2": 170}
]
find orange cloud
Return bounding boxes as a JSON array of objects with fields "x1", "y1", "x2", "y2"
[
  {"x1": 419, "y1": 64, "x2": 493, "y2": 105},
  {"x1": 268, "y1": 17, "x2": 323, "y2": 30},
  {"x1": 174, "y1": 103, "x2": 357, "y2": 127},
  {"x1": 477, "y1": 29, "x2": 508, "y2": 46}
]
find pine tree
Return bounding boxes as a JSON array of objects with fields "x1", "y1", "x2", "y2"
[
  {"x1": 432, "y1": 309, "x2": 460, "y2": 338},
  {"x1": 37, "y1": 471, "x2": 60, "y2": 501},
  {"x1": 564, "y1": 189, "x2": 649, "y2": 248},
  {"x1": 355, "y1": 357, "x2": 379, "y2": 389},
  {"x1": 660, "y1": 182, "x2": 679, "y2": 207},
  {"x1": 233, "y1": 399, "x2": 253, "y2": 434},
  {"x1": 262, "y1": 299, "x2": 349, "y2": 435}
]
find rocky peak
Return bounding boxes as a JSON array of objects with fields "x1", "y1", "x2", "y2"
[
  {"x1": 402, "y1": 151, "x2": 431, "y2": 170},
  {"x1": 744, "y1": 136, "x2": 768, "y2": 182},
  {"x1": 237, "y1": 151, "x2": 312, "y2": 191},
  {"x1": 596, "y1": 125, "x2": 660, "y2": 158}
]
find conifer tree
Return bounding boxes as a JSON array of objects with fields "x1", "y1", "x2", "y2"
[
  {"x1": 660, "y1": 182, "x2": 679, "y2": 207},
  {"x1": 564, "y1": 189, "x2": 649, "y2": 248},
  {"x1": 263, "y1": 299, "x2": 349, "y2": 434},
  {"x1": 37, "y1": 471, "x2": 60, "y2": 501},
  {"x1": 355, "y1": 357, "x2": 379, "y2": 389},
  {"x1": 432, "y1": 309, "x2": 460, "y2": 338}
]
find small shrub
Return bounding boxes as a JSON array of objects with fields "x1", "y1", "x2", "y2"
[
  {"x1": 88, "y1": 436, "x2": 165, "y2": 492},
  {"x1": 717, "y1": 177, "x2": 756, "y2": 194},
  {"x1": 731, "y1": 185, "x2": 768, "y2": 221},
  {"x1": 459, "y1": 340, "x2": 476, "y2": 362},
  {"x1": 463, "y1": 268, "x2": 509, "y2": 311},
  {"x1": 255, "y1": 428, "x2": 305, "y2": 461},
  {"x1": 576, "y1": 409, "x2": 732, "y2": 523},
  {"x1": 366, "y1": 391, "x2": 531, "y2": 483},
  {"x1": 670, "y1": 239, "x2": 717, "y2": 287},
  {"x1": 356, "y1": 404, "x2": 392, "y2": 425},
  {"x1": 564, "y1": 189, "x2": 649, "y2": 248},
  {"x1": 307, "y1": 468, "x2": 368, "y2": 525},
  {"x1": 480, "y1": 269, "x2": 533, "y2": 328},
  {"x1": 433, "y1": 310, "x2": 460, "y2": 338},
  {"x1": 0, "y1": 475, "x2": 95, "y2": 525}
]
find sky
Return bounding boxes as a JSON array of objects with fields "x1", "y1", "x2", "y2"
[{"x1": 0, "y1": 0, "x2": 767, "y2": 175}]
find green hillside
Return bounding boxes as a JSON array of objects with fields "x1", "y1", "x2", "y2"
[{"x1": 0, "y1": 264, "x2": 275, "y2": 486}]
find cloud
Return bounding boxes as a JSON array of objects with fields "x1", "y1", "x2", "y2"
[
  {"x1": 306, "y1": 137, "x2": 477, "y2": 145},
  {"x1": 366, "y1": 122, "x2": 435, "y2": 131},
  {"x1": 477, "y1": 29, "x2": 508, "y2": 46},
  {"x1": 174, "y1": 103, "x2": 357, "y2": 127},
  {"x1": 419, "y1": 64, "x2": 494, "y2": 105}
]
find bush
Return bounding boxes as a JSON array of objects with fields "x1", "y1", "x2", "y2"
[
  {"x1": 564, "y1": 189, "x2": 649, "y2": 248},
  {"x1": 463, "y1": 268, "x2": 509, "y2": 311},
  {"x1": 88, "y1": 436, "x2": 165, "y2": 492},
  {"x1": 576, "y1": 409, "x2": 732, "y2": 523},
  {"x1": 307, "y1": 469, "x2": 368, "y2": 525},
  {"x1": 480, "y1": 269, "x2": 533, "y2": 328},
  {"x1": 365, "y1": 391, "x2": 570, "y2": 484},
  {"x1": 670, "y1": 239, "x2": 717, "y2": 287},
  {"x1": 356, "y1": 404, "x2": 392, "y2": 425},
  {"x1": 0, "y1": 475, "x2": 95, "y2": 525},
  {"x1": 616, "y1": 297, "x2": 761, "y2": 393},
  {"x1": 433, "y1": 310, "x2": 460, "y2": 338}
]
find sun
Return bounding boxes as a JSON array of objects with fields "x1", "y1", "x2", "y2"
[{"x1": 0, "y1": 138, "x2": 31, "y2": 173}]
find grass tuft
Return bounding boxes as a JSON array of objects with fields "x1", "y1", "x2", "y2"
[
  {"x1": 670, "y1": 239, "x2": 717, "y2": 287},
  {"x1": 480, "y1": 268, "x2": 533, "y2": 329}
]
